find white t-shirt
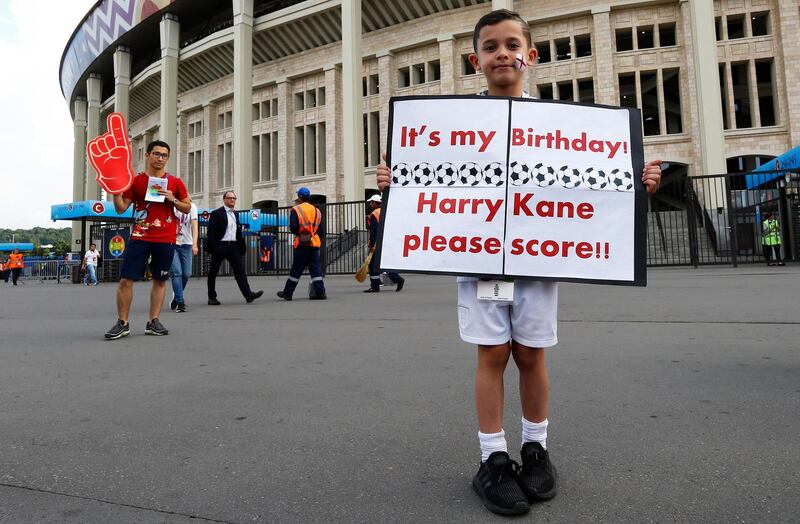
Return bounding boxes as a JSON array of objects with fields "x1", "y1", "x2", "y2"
[
  {"x1": 83, "y1": 249, "x2": 100, "y2": 266},
  {"x1": 174, "y1": 203, "x2": 198, "y2": 245}
]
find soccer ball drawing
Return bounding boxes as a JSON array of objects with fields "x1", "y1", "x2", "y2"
[
  {"x1": 532, "y1": 163, "x2": 556, "y2": 187},
  {"x1": 556, "y1": 166, "x2": 582, "y2": 188},
  {"x1": 413, "y1": 162, "x2": 434, "y2": 185},
  {"x1": 392, "y1": 163, "x2": 412, "y2": 185},
  {"x1": 459, "y1": 162, "x2": 482, "y2": 186},
  {"x1": 581, "y1": 167, "x2": 608, "y2": 190},
  {"x1": 606, "y1": 169, "x2": 634, "y2": 191},
  {"x1": 435, "y1": 162, "x2": 458, "y2": 186},
  {"x1": 483, "y1": 162, "x2": 505, "y2": 186},
  {"x1": 509, "y1": 161, "x2": 531, "y2": 186}
]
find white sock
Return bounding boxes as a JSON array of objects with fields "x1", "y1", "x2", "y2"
[
  {"x1": 478, "y1": 429, "x2": 507, "y2": 462},
  {"x1": 521, "y1": 417, "x2": 548, "y2": 449}
]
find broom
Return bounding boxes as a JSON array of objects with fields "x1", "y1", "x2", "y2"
[{"x1": 355, "y1": 251, "x2": 373, "y2": 282}]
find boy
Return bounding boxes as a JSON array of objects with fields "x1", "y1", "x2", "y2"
[{"x1": 377, "y1": 9, "x2": 662, "y2": 516}]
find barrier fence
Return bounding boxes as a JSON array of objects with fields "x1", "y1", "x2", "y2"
[{"x1": 65, "y1": 176, "x2": 799, "y2": 283}]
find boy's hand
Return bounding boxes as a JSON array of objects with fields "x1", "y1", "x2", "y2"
[
  {"x1": 642, "y1": 160, "x2": 662, "y2": 195},
  {"x1": 377, "y1": 152, "x2": 391, "y2": 191}
]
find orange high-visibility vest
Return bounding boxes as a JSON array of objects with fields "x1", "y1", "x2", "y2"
[
  {"x1": 368, "y1": 208, "x2": 381, "y2": 247},
  {"x1": 260, "y1": 248, "x2": 271, "y2": 263},
  {"x1": 292, "y1": 202, "x2": 321, "y2": 248},
  {"x1": 8, "y1": 253, "x2": 24, "y2": 269}
]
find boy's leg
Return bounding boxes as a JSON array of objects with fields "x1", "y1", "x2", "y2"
[
  {"x1": 511, "y1": 342, "x2": 549, "y2": 425},
  {"x1": 475, "y1": 343, "x2": 512, "y2": 434},
  {"x1": 170, "y1": 250, "x2": 184, "y2": 304}
]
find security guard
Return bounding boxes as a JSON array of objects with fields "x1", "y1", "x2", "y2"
[
  {"x1": 762, "y1": 212, "x2": 784, "y2": 266},
  {"x1": 277, "y1": 187, "x2": 327, "y2": 300},
  {"x1": 364, "y1": 194, "x2": 404, "y2": 292},
  {"x1": 8, "y1": 248, "x2": 24, "y2": 286}
]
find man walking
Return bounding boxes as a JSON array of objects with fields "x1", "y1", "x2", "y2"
[
  {"x1": 170, "y1": 202, "x2": 198, "y2": 312},
  {"x1": 206, "y1": 191, "x2": 263, "y2": 305},
  {"x1": 363, "y1": 194, "x2": 404, "y2": 293},
  {"x1": 277, "y1": 187, "x2": 327, "y2": 300},
  {"x1": 104, "y1": 140, "x2": 192, "y2": 339},
  {"x1": 8, "y1": 248, "x2": 24, "y2": 286},
  {"x1": 762, "y1": 212, "x2": 785, "y2": 266},
  {"x1": 82, "y1": 243, "x2": 100, "y2": 285}
]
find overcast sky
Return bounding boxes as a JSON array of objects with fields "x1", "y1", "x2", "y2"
[{"x1": 0, "y1": 0, "x2": 96, "y2": 230}]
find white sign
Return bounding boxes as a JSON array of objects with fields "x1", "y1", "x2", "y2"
[{"x1": 378, "y1": 96, "x2": 646, "y2": 285}]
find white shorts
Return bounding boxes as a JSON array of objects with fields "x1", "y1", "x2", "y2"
[{"x1": 457, "y1": 279, "x2": 558, "y2": 348}]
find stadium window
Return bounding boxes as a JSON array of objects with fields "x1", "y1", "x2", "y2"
[
  {"x1": 715, "y1": 17, "x2": 722, "y2": 41},
  {"x1": 555, "y1": 37, "x2": 571, "y2": 60},
  {"x1": 640, "y1": 71, "x2": 660, "y2": 136},
  {"x1": 217, "y1": 114, "x2": 224, "y2": 130},
  {"x1": 618, "y1": 73, "x2": 637, "y2": 108},
  {"x1": 362, "y1": 77, "x2": 368, "y2": 97},
  {"x1": 462, "y1": 54, "x2": 477, "y2": 75},
  {"x1": 535, "y1": 41, "x2": 551, "y2": 63},
  {"x1": 557, "y1": 81, "x2": 574, "y2": 101},
  {"x1": 318, "y1": 87, "x2": 326, "y2": 105},
  {"x1": 751, "y1": 12, "x2": 770, "y2": 37},
  {"x1": 189, "y1": 152, "x2": 201, "y2": 193},
  {"x1": 368, "y1": 74, "x2": 379, "y2": 95},
  {"x1": 369, "y1": 112, "x2": 380, "y2": 166},
  {"x1": 719, "y1": 65, "x2": 729, "y2": 130},
  {"x1": 295, "y1": 126, "x2": 305, "y2": 176},
  {"x1": 195, "y1": 122, "x2": 203, "y2": 136},
  {"x1": 306, "y1": 89, "x2": 316, "y2": 108},
  {"x1": 252, "y1": 103, "x2": 260, "y2": 121},
  {"x1": 271, "y1": 131, "x2": 278, "y2": 178},
  {"x1": 578, "y1": 79, "x2": 594, "y2": 103},
  {"x1": 318, "y1": 123, "x2": 326, "y2": 174},
  {"x1": 362, "y1": 114, "x2": 369, "y2": 168},
  {"x1": 730, "y1": 62, "x2": 752, "y2": 128},
  {"x1": 294, "y1": 93, "x2": 304, "y2": 111},
  {"x1": 616, "y1": 28, "x2": 633, "y2": 51},
  {"x1": 637, "y1": 26, "x2": 654, "y2": 49},
  {"x1": 260, "y1": 133, "x2": 272, "y2": 181},
  {"x1": 271, "y1": 98, "x2": 278, "y2": 116},
  {"x1": 658, "y1": 23, "x2": 676, "y2": 47},
  {"x1": 252, "y1": 136, "x2": 260, "y2": 181},
  {"x1": 306, "y1": 124, "x2": 317, "y2": 175},
  {"x1": 727, "y1": 15, "x2": 745, "y2": 39},
  {"x1": 398, "y1": 67, "x2": 411, "y2": 87},
  {"x1": 537, "y1": 84, "x2": 553, "y2": 100},
  {"x1": 261, "y1": 101, "x2": 271, "y2": 118},
  {"x1": 224, "y1": 111, "x2": 232, "y2": 129},
  {"x1": 662, "y1": 69, "x2": 683, "y2": 134},
  {"x1": 755, "y1": 60, "x2": 776, "y2": 126},
  {"x1": 428, "y1": 60, "x2": 441, "y2": 82},
  {"x1": 412, "y1": 63, "x2": 426, "y2": 84},
  {"x1": 218, "y1": 142, "x2": 232, "y2": 188},
  {"x1": 574, "y1": 34, "x2": 591, "y2": 58}
]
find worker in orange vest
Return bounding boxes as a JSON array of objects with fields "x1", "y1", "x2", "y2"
[
  {"x1": 8, "y1": 248, "x2": 24, "y2": 285},
  {"x1": 0, "y1": 259, "x2": 8, "y2": 284},
  {"x1": 277, "y1": 187, "x2": 327, "y2": 300},
  {"x1": 364, "y1": 194, "x2": 404, "y2": 293}
]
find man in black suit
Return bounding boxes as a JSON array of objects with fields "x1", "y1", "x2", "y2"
[{"x1": 206, "y1": 191, "x2": 263, "y2": 305}]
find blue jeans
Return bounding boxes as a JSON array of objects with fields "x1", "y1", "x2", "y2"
[
  {"x1": 85, "y1": 264, "x2": 97, "y2": 284},
  {"x1": 170, "y1": 244, "x2": 193, "y2": 303}
]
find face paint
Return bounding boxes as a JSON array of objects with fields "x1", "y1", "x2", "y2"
[{"x1": 515, "y1": 52, "x2": 527, "y2": 72}]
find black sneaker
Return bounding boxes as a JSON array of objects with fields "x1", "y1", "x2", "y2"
[
  {"x1": 208, "y1": 298, "x2": 221, "y2": 305},
  {"x1": 246, "y1": 290, "x2": 263, "y2": 303},
  {"x1": 104, "y1": 319, "x2": 130, "y2": 340},
  {"x1": 309, "y1": 293, "x2": 327, "y2": 300},
  {"x1": 519, "y1": 442, "x2": 557, "y2": 501},
  {"x1": 169, "y1": 298, "x2": 178, "y2": 310},
  {"x1": 176, "y1": 303, "x2": 187, "y2": 313},
  {"x1": 395, "y1": 278, "x2": 405, "y2": 292},
  {"x1": 145, "y1": 318, "x2": 169, "y2": 336},
  {"x1": 472, "y1": 451, "x2": 530, "y2": 516},
  {"x1": 363, "y1": 288, "x2": 379, "y2": 293},
  {"x1": 277, "y1": 291, "x2": 292, "y2": 301}
]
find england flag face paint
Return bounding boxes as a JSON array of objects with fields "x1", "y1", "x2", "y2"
[{"x1": 515, "y1": 52, "x2": 527, "y2": 72}]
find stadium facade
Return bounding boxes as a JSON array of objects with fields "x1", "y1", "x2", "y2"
[{"x1": 61, "y1": 0, "x2": 800, "y2": 246}]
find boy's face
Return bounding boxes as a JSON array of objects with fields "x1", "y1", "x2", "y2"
[{"x1": 469, "y1": 20, "x2": 537, "y2": 91}]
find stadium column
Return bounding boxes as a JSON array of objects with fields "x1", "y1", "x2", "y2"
[
  {"x1": 160, "y1": 13, "x2": 180, "y2": 175},
  {"x1": 776, "y1": 0, "x2": 800, "y2": 145},
  {"x1": 232, "y1": 0, "x2": 254, "y2": 210},
  {"x1": 591, "y1": 6, "x2": 615, "y2": 105},
  {"x1": 377, "y1": 49, "x2": 394, "y2": 183},
  {"x1": 202, "y1": 103, "x2": 216, "y2": 207},
  {"x1": 323, "y1": 65, "x2": 341, "y2": 196},
  {"x1": 276, "y1": 78, "x2": 292, "y2": 203},
  {"x1": 437, "y1": 35, "x2": 456, "y2": 96},
  {"x1": 113, "y1": 46, "x2": 131, "y2": 120},
  {"x1": 341, "y1": 0, "x2": 364, "y2": 201},
  {"x1": 85, "y1": 74, "x2": 103, "y2": 201},
  {"x1": 72, "y1": 97, "x2": 87, "y2": 248}
]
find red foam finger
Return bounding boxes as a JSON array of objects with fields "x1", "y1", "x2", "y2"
[
  {"x1": 104, "y1": 134, "x2": 116, "y2": 151},
  {"x1": 88, "y1": 140, "x2": 105, "y2": 157},
  {"x1": 107, "y1": 113, "x2": 130, "y2": 148}
]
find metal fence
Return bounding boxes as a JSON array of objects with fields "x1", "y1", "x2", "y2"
[{"x1": 15, "y1": 260, "x2": 78, "y2": 283}]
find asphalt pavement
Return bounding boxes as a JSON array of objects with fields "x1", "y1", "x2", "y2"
[{"x1": 0, "y1": 265, "x2": 798, "y2": 523}]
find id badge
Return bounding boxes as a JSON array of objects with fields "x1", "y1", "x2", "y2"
[{"x1": 477, "y1": 279, "x2": 514, "y2": 302}]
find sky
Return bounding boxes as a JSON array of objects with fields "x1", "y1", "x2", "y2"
[{"x1": 0, "y1": 0, "x2": 96, "y2": 230}]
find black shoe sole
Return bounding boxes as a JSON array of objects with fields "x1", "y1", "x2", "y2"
[
  {"x1": 472, "y1": 478, "x2": 530, "y2": 516},
  {"x1": 104, "y1": 329, "x2": 130, "y2": 340},
  {"x1": 145, "y1": 328, "x2": 169, "y2": 336}
]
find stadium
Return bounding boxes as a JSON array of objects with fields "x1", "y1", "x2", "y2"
[{"x1": 60, "y1": 0, "x2": 800, "y2": 266}]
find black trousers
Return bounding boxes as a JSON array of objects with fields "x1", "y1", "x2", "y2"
[
  {"x1": 764, "y1": 244, "x2": 782, "y2": 263},
  {"x1": 207, "y1": 242, "x2": 252, "y2": 299},
  {"x1": 368, "y1": 253, "x2": 401, "y2": 290},
  {"x1": 11, "y1": 268, "x2": 21, "y2": 285}
]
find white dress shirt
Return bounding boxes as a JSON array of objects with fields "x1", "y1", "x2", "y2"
[{"x1": 222, "y1": 206, "x2": 237, "y2": 241}]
